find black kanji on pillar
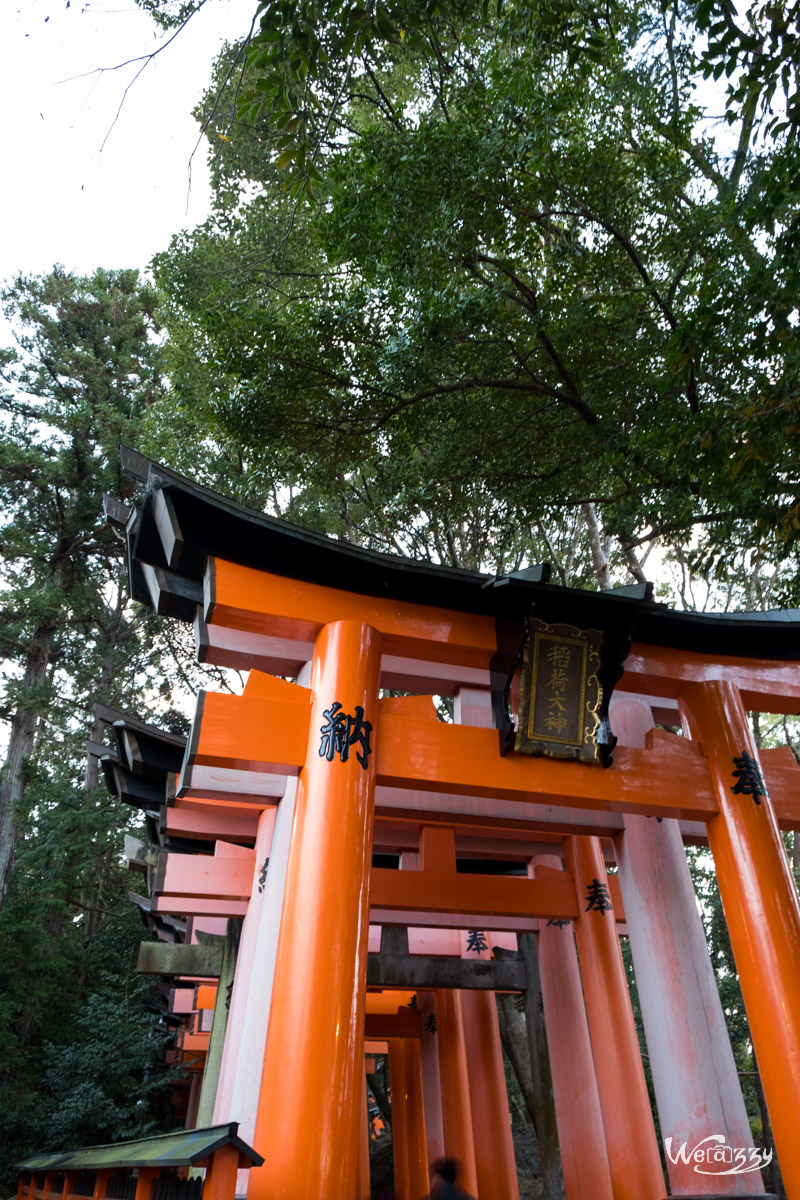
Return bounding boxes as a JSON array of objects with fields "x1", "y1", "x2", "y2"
[
  {"x1": 257, "y1": 857, "x2": 270, "y2": 894},
  {"x1": 731, "y1": 752, "x2": 768, "y2": 806},
  {"x1": 584, "y1": 878, "x2": 613, "y2": 915},
  {"x1": 319, "y1": 701, "x2": 373, "y2": 769},
  {"x1": 465, "y1": 929, "x2": 488, "y2": 953}
]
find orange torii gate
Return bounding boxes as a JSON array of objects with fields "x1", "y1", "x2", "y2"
[{"x1": 114, "y1": 451, "x2": 800, "y2": 1200}]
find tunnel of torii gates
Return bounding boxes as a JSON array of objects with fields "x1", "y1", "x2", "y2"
[{"x1": 97, "y1": 449, "x2": 800, "y2": 1200}]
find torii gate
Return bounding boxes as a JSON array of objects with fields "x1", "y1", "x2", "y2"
[{"x1": 116, "y1": 450, "x2": 800, "y2": 1200}]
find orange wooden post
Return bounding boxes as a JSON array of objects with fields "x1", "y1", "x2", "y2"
[
  {"x1": 465, "y1": 986, "x2": 520, "y2": 1199},
  {"x1": 454, "y1": 685, "x2": 518, "y2": 1199},
  {"x1": 402, "y1": 1036, "x2": 429, "y2": 1200},
  {"x1": 564, "y1": 836, "x2": 665, "y2": 1200},
  {"x1": 436, "y1": 990, "x2": 479, "y2": 1196},
  {"x1": 680, "y1": 679, "x2": 800, "y2": 1197},
  {"x1": 610, "y1": 696, "x2": 763, "y2": 1198},
  {"x1": 359, "y1": 1067, "x2": 372, "y2": 1200},
  {"x1": 417, "y1": 991, "x2": 445, "y2": 1165},
  {"x1": 60, "y1": 1174, "x2": 72, "y2": 1200},
  {"x1": 15, "y1": 1172, "x2": 28, "y2": 1200},
  {"x1": 248, "y1": 620, "x2": 382, "y2": 1200},
  {"x1": 532, "y1": 855, "x2": 613, "y2": 1200},
  {"x1": 389, "y1": 1038, "x2": 411, "y2": 1200},
  {"x1": 91, "y1": 1172, "x2": 111, "y2": 1200},
  {"x1": 460, "y1": 989, "x2": 519, "y2": 1200},
  {"x1": 133, "y1": 1169, "x2": 157, "y2": 1200},
  {"x1": 203, "y1": 1145, "x2": 240, "y2": 1200},
  {"x1": 185, "y1": 1072, "x2": 201, "y2": 1130}
]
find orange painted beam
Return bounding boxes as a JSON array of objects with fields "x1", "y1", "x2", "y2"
[
  {"x1": 365, "y1": 1011, "x2": 423, "y2": 1039},
  {"x1": 162, "y1": 805, "x2": 258, "y2": 843},
  {"x1": 157, "y1": 851, "x2": 255, "y2": 901},
  {"x1": 209, "y1": 558, "x2": 800, "y2": 708},
  {"x1": 172, "y1": 795, "x2": 268, "y2": 821},
  {"x1": 366, "y1": 993, "x2": 417, "y2": 1014},
  {"x1": 152, "y1": 896, "x2": 249, "y2": 918},
  {"x1": 207, "y1": 558, "x2": 495, "y2": 669},
  {"x1": 186, "y1": 678, "x2": 311, "y2": 778},
  {"x1": 195, "y1": 985, "x2": 217, "y2": 1009},
  {"x1": 186, "y1": 690, "x2": 716, "y2": 817},
  {"x1": 370, "y1": 867, "x2": 580, "y2": 920},
  {"x1": 625, "y1": 643, "x2": 800, "y2": 713},
  {"x1": 376, "y1": 706, "x2": 717, "y2": 820},
  {"x1": 373, "y1": 826, "x2": 624, "y2": 920},
  {"x1": 179, "y1": 1031, "x2": 210, "y2": 1053},
  {"x1": 182, "y1": 688, "x2": 800, "y2": 827}
]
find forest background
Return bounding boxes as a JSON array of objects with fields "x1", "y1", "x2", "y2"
[{"x1": 1, "y1": 0, "x2": 800, "y2": 1193}]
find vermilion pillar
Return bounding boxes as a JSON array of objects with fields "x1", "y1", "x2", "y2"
[
  {"x1": 402, "y1": 1037, "x2": 430, "y2": 1200},
  {"x1": 611, "y1": 696, "x2": 762, "y2": 1197},
  {"x1": 133, "y1": 1170, "x2": 156, "y2": 1200},
  {"x1": 564, "y1": 836, "x2": 665, "y2": 1200},
  {"x1": 212, "y1": 805, "x2": 278, "y2": 1133},
  {"x1": 91, "y1": 1172, "x2": 111, "y2": 1200},
  {"x1": 418, "y1": 991, "x2": 445, "y2": 1163},
  {"x1": 533, "y1": 855, "x2": 613, "y2": 1200},
  {"x1": 360, "y1": 1069, "x2": 372, "y2": 1200},
  {"x1": 204, "y1": 1146, "x2": 240, "y2": 1200},
  {"x1": 454, "y1": 685, "x2": 517, "y2": 1199},
  {"x1": 436, "y1": 990, "x2": 479, "y2": 1196},
  {"x1": 461, "y1": 989, "x2": 520, "y2": 1200},
  {"x1": 680, "y1": 680, "x2": 800, "y2": 1198},
  {"x1": 248, "y1": 620, "x2": 382, "y2": 1200},
  {"x1": 389, "y1": 1038, "x2": 411, "y2": 1200}
]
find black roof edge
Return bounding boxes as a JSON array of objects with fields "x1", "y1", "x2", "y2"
[{"x1": 120, "y1": 448, "x2": 800, "y2": 661}]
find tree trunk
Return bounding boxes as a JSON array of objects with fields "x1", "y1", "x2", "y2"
[
  {"x1": 495, "y1": 951, "x2": 566, "y2": 1200},
  {"x1": 581, "y1": 502, "x2": 612, "y2": 590},
  {"x1": 0, "y1": 617, "x2": 57, "y2": 911}
]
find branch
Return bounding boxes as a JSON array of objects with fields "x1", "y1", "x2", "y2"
[
  {"x1": 56, "y1": 0, "x2": 217, "y2": 153},
  {"x1": 621, "y1": 509, "x2": 730, "y2": 549},
  {"x1": 465, "y1": 254, "x2": 599, "y2": 425}
]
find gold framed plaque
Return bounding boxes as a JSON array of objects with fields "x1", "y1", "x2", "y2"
[{"x1": 515, "y1": 619, "x2": 603, "y2": 763}]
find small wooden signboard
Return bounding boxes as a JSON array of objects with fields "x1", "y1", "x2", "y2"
[{"x1": 515, "y1": 619, "x2": 603, "y2": 763}]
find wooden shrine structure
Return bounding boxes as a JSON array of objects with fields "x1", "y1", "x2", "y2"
[{"x1": 73, "y1": 448, "x2": 800, "y2": 1200}]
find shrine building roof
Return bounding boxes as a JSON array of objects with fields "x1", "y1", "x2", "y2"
[{"x1": 17, "y1": 1123, "x2": 264, "y2": 1171}]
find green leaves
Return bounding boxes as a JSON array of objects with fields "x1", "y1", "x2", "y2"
[{"x1": 143, "y1": 0, "x2": 800, "y2": 595}]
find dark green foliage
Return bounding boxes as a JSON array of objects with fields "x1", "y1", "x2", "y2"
[
  {"x1": 0, "y1": 269, "x2": 190, "y2": 1187},
  {"x1": 145, "y1": 0, "x2": 800, "y2": 592},
  {"x1": 0, "y1": 898, "x2": 178, "y2": 1188}
]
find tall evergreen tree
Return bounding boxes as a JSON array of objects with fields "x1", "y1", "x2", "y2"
[{"x1": 0, "y1": 267, "x2": 163, "y2": 911}]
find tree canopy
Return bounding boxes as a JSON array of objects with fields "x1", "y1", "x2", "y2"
[{"x1": 139, "y1": 0, "x2": 800, "y2": 595}]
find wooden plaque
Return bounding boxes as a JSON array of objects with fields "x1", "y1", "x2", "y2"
[{"x1": 515, "y1": 619, "x2": 603, "y2": 763}]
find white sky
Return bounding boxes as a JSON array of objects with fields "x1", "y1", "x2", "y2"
[{"x1": 0, "y1": 0, "x2": 257, "y2": 291}]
